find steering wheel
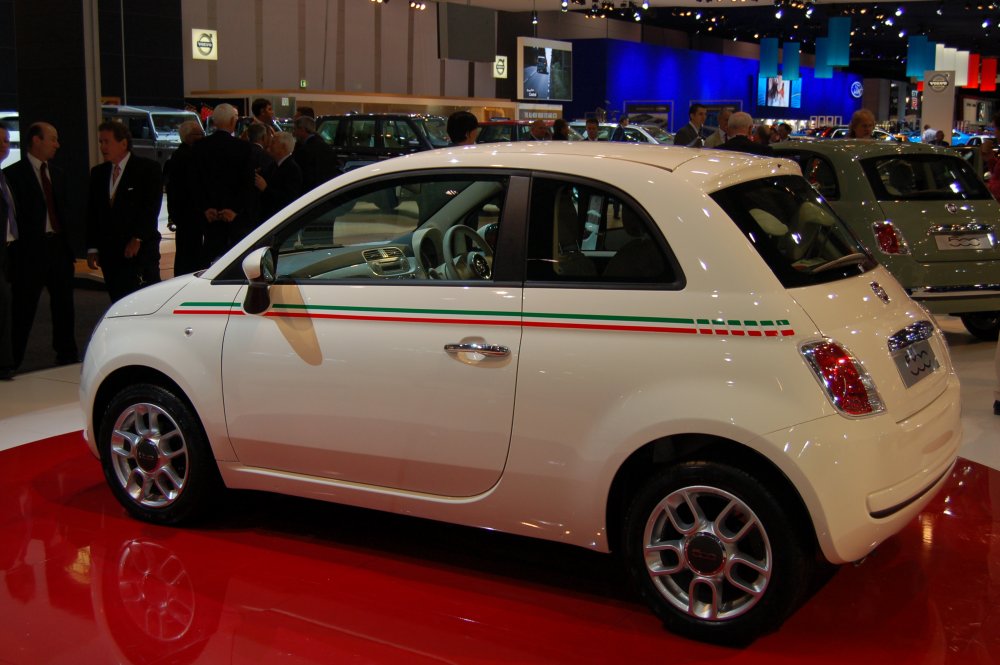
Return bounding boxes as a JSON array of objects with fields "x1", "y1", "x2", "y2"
[{"x1": 442, "y1": 225, "x2": 493, "y2": 280}]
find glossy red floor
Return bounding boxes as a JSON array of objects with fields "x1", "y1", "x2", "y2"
[{"x1": 1, "y1": 433, "x2": 999, "y2": 664}]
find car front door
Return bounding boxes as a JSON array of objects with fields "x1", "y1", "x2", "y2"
[{"x1": 220, "y1": 172, "x2": 525, "y2": 497}]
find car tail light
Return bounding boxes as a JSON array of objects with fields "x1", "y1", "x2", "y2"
[
  {"x1": 801, "y1": 340, "x2": 885, "y2": 417},
  {"x1": 872, "y1": 221, "x2": 910, "y2": 255}
]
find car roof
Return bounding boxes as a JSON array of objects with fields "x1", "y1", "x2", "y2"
[
  {"x1": 316, "y1": 112, "x2": 443, "y2": 120},
  {"x1": 773, "y1": 138, "x2": 946, "y2": 157},
  {"x1": 335, "y1": 142, "x2": 798, "y2": 193},
  {"x1": 102, "y1": 105, "x2": 198, "y2": 114}
]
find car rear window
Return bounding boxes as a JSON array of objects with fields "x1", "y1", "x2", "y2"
[
  {"x1": 711, "y1": 175, "x2": 877, "y2": 288},
  {"x1": 860, "y1": 154, "x2": 992, "y2": 201}
]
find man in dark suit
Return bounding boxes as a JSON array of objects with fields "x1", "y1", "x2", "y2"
[
  {"x1": 717, "y1": 112, "x2": 774, "y2": 157},
  {"x1": 292, "y1": 116, "x2": 341, "y2": 193},
  {"x1": 86, "y1": 121, "x2": 163, "y2": 303},
  {"x1": 0, "y1": 126, "x2": 16, "y2": 379},
  {"x1": 673, "y1": 103, "x2": 708, "y2": 148},
  {"x1": 255, "y1": 131, "x2": 303, "y2": 221},
  {"x1": 193, "y1": 104, "x2": 256, "y2": 264},
  {"x1": 165, "y1": 120, "x2": 205, "y2": 275},
  {"x1": 3, "y1": 122, "x2": 78, "y2": 368}
]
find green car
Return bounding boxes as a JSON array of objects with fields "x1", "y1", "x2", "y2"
[{"x1": 772, "y1": 139, "x2": 1000, "y2": 340}]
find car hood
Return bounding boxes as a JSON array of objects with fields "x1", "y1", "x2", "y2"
[{"x1": 104, "y1": 275, "x2": 198, "y2": 318}]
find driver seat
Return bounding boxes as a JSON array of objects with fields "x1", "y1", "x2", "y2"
[{"x1": 552, "y1": 187, "x2": 596, "y2": 277}]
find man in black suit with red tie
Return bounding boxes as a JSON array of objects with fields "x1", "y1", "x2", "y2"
[
  {"x1": 86, "y1": 121, "x2": 163, "y2": 303},
  {"x1": 3, "y1": 121, "x2": 78, "y2": 368}
]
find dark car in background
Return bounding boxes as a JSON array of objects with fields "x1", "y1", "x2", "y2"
[
  {"x1": 476, "y1": 119, "x2": 582, "y2": 143},
  {"x1": 315, "y1": 113, "x2": 449, "y2": 171},
  {"x1": 101, "y1": 105, "x2": 203, "y2": 169}
]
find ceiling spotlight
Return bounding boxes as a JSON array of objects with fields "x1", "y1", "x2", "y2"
[
  {"x1": 641, "y1": 0, "x2": 649, "y2": 7},
  {"x1": 805, "y1": 6, "x2": 813, "y2": 17},
  {"x1": 408, "y1": 0, "x2": 425, "y2": 8},
  {"x1": 531, "y1": 10, "x2": 538, "y2": 24},
  {"x1": 984, "y1": 19, "x2": 991, "y2": 28},
  {"x1": 775, "y1": 8, "x2": 782, "y2": 18},
  {"x1": 895, "y1": 6, "x2": 903, "y2": 16},
  {"x1": 898, "y1": 29, "x2": 906, "y2": 38},
  {"x1": 561, "y1": 0, "x2": 568, "y2": 9}
]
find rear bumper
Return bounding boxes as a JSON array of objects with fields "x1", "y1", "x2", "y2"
[
  {"x1": 754, "y1": 372, "x2": 962, "y2": 564},
  {"x1": 907, "y1": 284, "x2": 1000, "y2": 314}
]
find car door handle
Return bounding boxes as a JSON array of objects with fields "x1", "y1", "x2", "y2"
[{"x1": 444, "y1": 342, "x2": 510, "y2": 357}]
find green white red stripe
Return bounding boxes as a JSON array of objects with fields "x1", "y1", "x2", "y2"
[{"x1": 172, "y1": 302, "x2": 794, "y2": 337}]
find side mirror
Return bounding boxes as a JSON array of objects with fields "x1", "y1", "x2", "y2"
[{"x1": 241, "y1": 247, "x2": 275, "y2": 315}]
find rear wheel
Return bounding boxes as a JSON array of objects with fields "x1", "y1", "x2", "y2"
[
  {"x1": 97, "y1": 383, "x2": 221, "y2": 525},
  {"x1": 622, "y1": 461, "x2": 814, "y2": 645},
  {"x1": 959, "y1": 312, "x2": 1000, "y2": 341}
]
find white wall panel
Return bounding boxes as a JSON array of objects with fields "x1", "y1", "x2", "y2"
[
  {"x1": 262, "y1": 0, "x2": 299, "y2": 89},
  {"x1": 411, "y1": 5, "x2": 440, "y2": 96},
  {"x1": 343, "y1": 1, "x2": 376, "y2": 92},
  {"x1": 302, "y1": 0, "x2": 335, "y2": 90},
  {"x1": 215, "y1": 0, "x2": 256, "y2": 89},
  {"x1": 379, "y1": 1, "x2": 408, "y2": 94},
  {"x1": 181, "y1": 0, "x2": 210, "y2": 93},
  {"x1": 442, "y1": 59, "x2": 467, "y2": 98}
]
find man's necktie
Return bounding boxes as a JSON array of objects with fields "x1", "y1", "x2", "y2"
[
  {"x1": 40, "y1": 163, "x2": 60, "y2": 232},
  {"x1": 111, "y1": 164, "x2": 121, "y2": 202},
  {"x1": 0, "y1": 170, "x2": 16, "y2": 240}
]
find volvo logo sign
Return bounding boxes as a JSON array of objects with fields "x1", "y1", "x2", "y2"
[
  {"x1": 191, "y1": 29, "x2": 218, "y2": 61},
  {"x1": 493, "y1": 55, "x2": 508, "y2": 79},
  {"x1": 927, "y1": 74, "x2": 950, "y2": 92},
  {"x1": 850, "y1": 81, "x2": 863, "y2": 99}
]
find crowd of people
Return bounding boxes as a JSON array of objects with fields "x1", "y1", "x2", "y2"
[{"x1": 0, "y1": 98, "x2": 342, "y2": 379}]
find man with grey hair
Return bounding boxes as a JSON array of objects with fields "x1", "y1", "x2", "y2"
[
  {"x1": 194, "y1": 103, "x2": 255, "y2": 263},
  {"x1": 717, "y1": 112, "x2": 773, "y2": 156},
  {"x1": 255, "y1": 131, "x2": 302, "y2": 220},
  {"x1": 165, "y1": 119, "x2": 205, "y2": 274},
  {"x1": 292, "y1": 116, "x2": 340, "y2": 192},
  {"x1": 704, "y1": 108, "x2": 733, "y2": 148}
]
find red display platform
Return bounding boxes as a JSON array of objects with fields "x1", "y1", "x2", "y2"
[{"x1": 1, "y1": 432, "x2": 998, "y2": 663}]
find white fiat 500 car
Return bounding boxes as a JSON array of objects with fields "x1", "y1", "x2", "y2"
[{"x1": 81, "y1": 142, "x2": 961, "y2": 644}]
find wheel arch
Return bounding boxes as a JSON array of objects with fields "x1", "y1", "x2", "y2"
[
  {"x1": 604, "y1": 434, "x2": 818, "y2": 557},
  {"x1": 92, "y1": 366, "x2": 197, "y2": 437}
]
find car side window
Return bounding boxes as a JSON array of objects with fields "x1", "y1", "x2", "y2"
[
  {"x1": 622, "y1": 128, "x2": 645, "y2": 144},
  {"x1": 384, "y1": 119, "x2": 419, "y2": 148},
  {"x1": 317, "y1": 118, "x2": 340, "y2": 144},
  {"x1": 525, "y1": 177, "x2": 679, "y2": 286},
  {"x1": 346, "y1": 119, "x2": 376, "y2": 149},
  {"x1": 271, "y1": 175, "x2": 509, "y2": 282}
]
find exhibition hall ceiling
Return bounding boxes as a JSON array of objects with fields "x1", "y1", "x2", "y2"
[{"x1": 449, "y1": 0, "x2": 1000, "y2": 78}]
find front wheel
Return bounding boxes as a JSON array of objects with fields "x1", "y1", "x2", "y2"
[
  {"x1": 622, "y1": 461, "x2": 814, "y2": 645},
  {"x1": 97, "y1": 383, "x2": 222, "y2": 525},
  {"x1": 959, "y1": 312, "x2": 1000, "y2": 341}
]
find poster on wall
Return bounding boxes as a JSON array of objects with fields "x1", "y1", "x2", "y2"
[
  {"x1": 517, "y1": 37, "x2": 573, "y2": 102},
  {"x1": 624, "y1": 102, "x2": 673, "y2": 129}
]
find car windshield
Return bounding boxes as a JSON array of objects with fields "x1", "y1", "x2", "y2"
[
  {"x1": 421, "y1": 116, "x2": 450, "y2": 148},
  {"x1": 151, "y1": 112, "x2": 201, "y2": 136},
  {"x1": 860, "y1": 154, "x2": 992, "y2": 201},
  {"x1": 711, "y1": 175, "x2": 876, "y2": 288}
]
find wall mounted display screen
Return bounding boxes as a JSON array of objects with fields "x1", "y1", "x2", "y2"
[
  {"x1": 756, "y1": 76, "x2": 802, "y2": 109},
  {"x1": 517, "y1": 36, "x2": 572, "y2": 102}
]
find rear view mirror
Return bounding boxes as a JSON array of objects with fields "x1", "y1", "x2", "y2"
[{"x1": 242, "y1": 247, "x2": 275, "y2": 315}]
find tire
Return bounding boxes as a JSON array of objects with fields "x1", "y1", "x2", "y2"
[
  {"x1": 959, "y1": 312, "x2": 1000, "y2": 342},
  {"x1": 97, "y1": 383, "x2": 222, "y2": 525},
  {"x1": 622, "y1": 461, "x2": 814, "y2": 645}
]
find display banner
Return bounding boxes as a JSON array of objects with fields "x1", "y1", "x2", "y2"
[
  {"x1": 906, "y1": 36, "x2": 927, "y2": 79},
  {"x1": 783, "y1": 42, "x2": 800, "y2": 80},
  {"x1": 922, "y1": 70, "x2": 955, "y2": 144},
  {"x1": 814, "y1": 38, "x2": 833, "y2": 79},
  {"x1": 827, "y1": 17, "x2": 850, "y2": 66},
  {"x1": 967, "y1": 53, "x2": 980, "y2": 88},
  {"x1": 760, "y1": 38, "x2": 779, "y2": 78},
  {"x1": 955, "y1": 51, "x2": 969, "y2": 87},
  {"x1": 982, "y1": 58, "x2": 997, "y2": 92}
]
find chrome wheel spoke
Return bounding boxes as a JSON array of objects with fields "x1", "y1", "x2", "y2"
[
  {"x1": 646, "y1": 538, "x2": 685, "y2": 576},
  {"x1": 717, "y1": 498, "x2": 757, "y2": 543},
  {"x1": 109, "y1": 402, "x2": 189, "y2": 508},
  {"x1": 688, "y1": 576, "x2": 723, "y2": 620}
]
